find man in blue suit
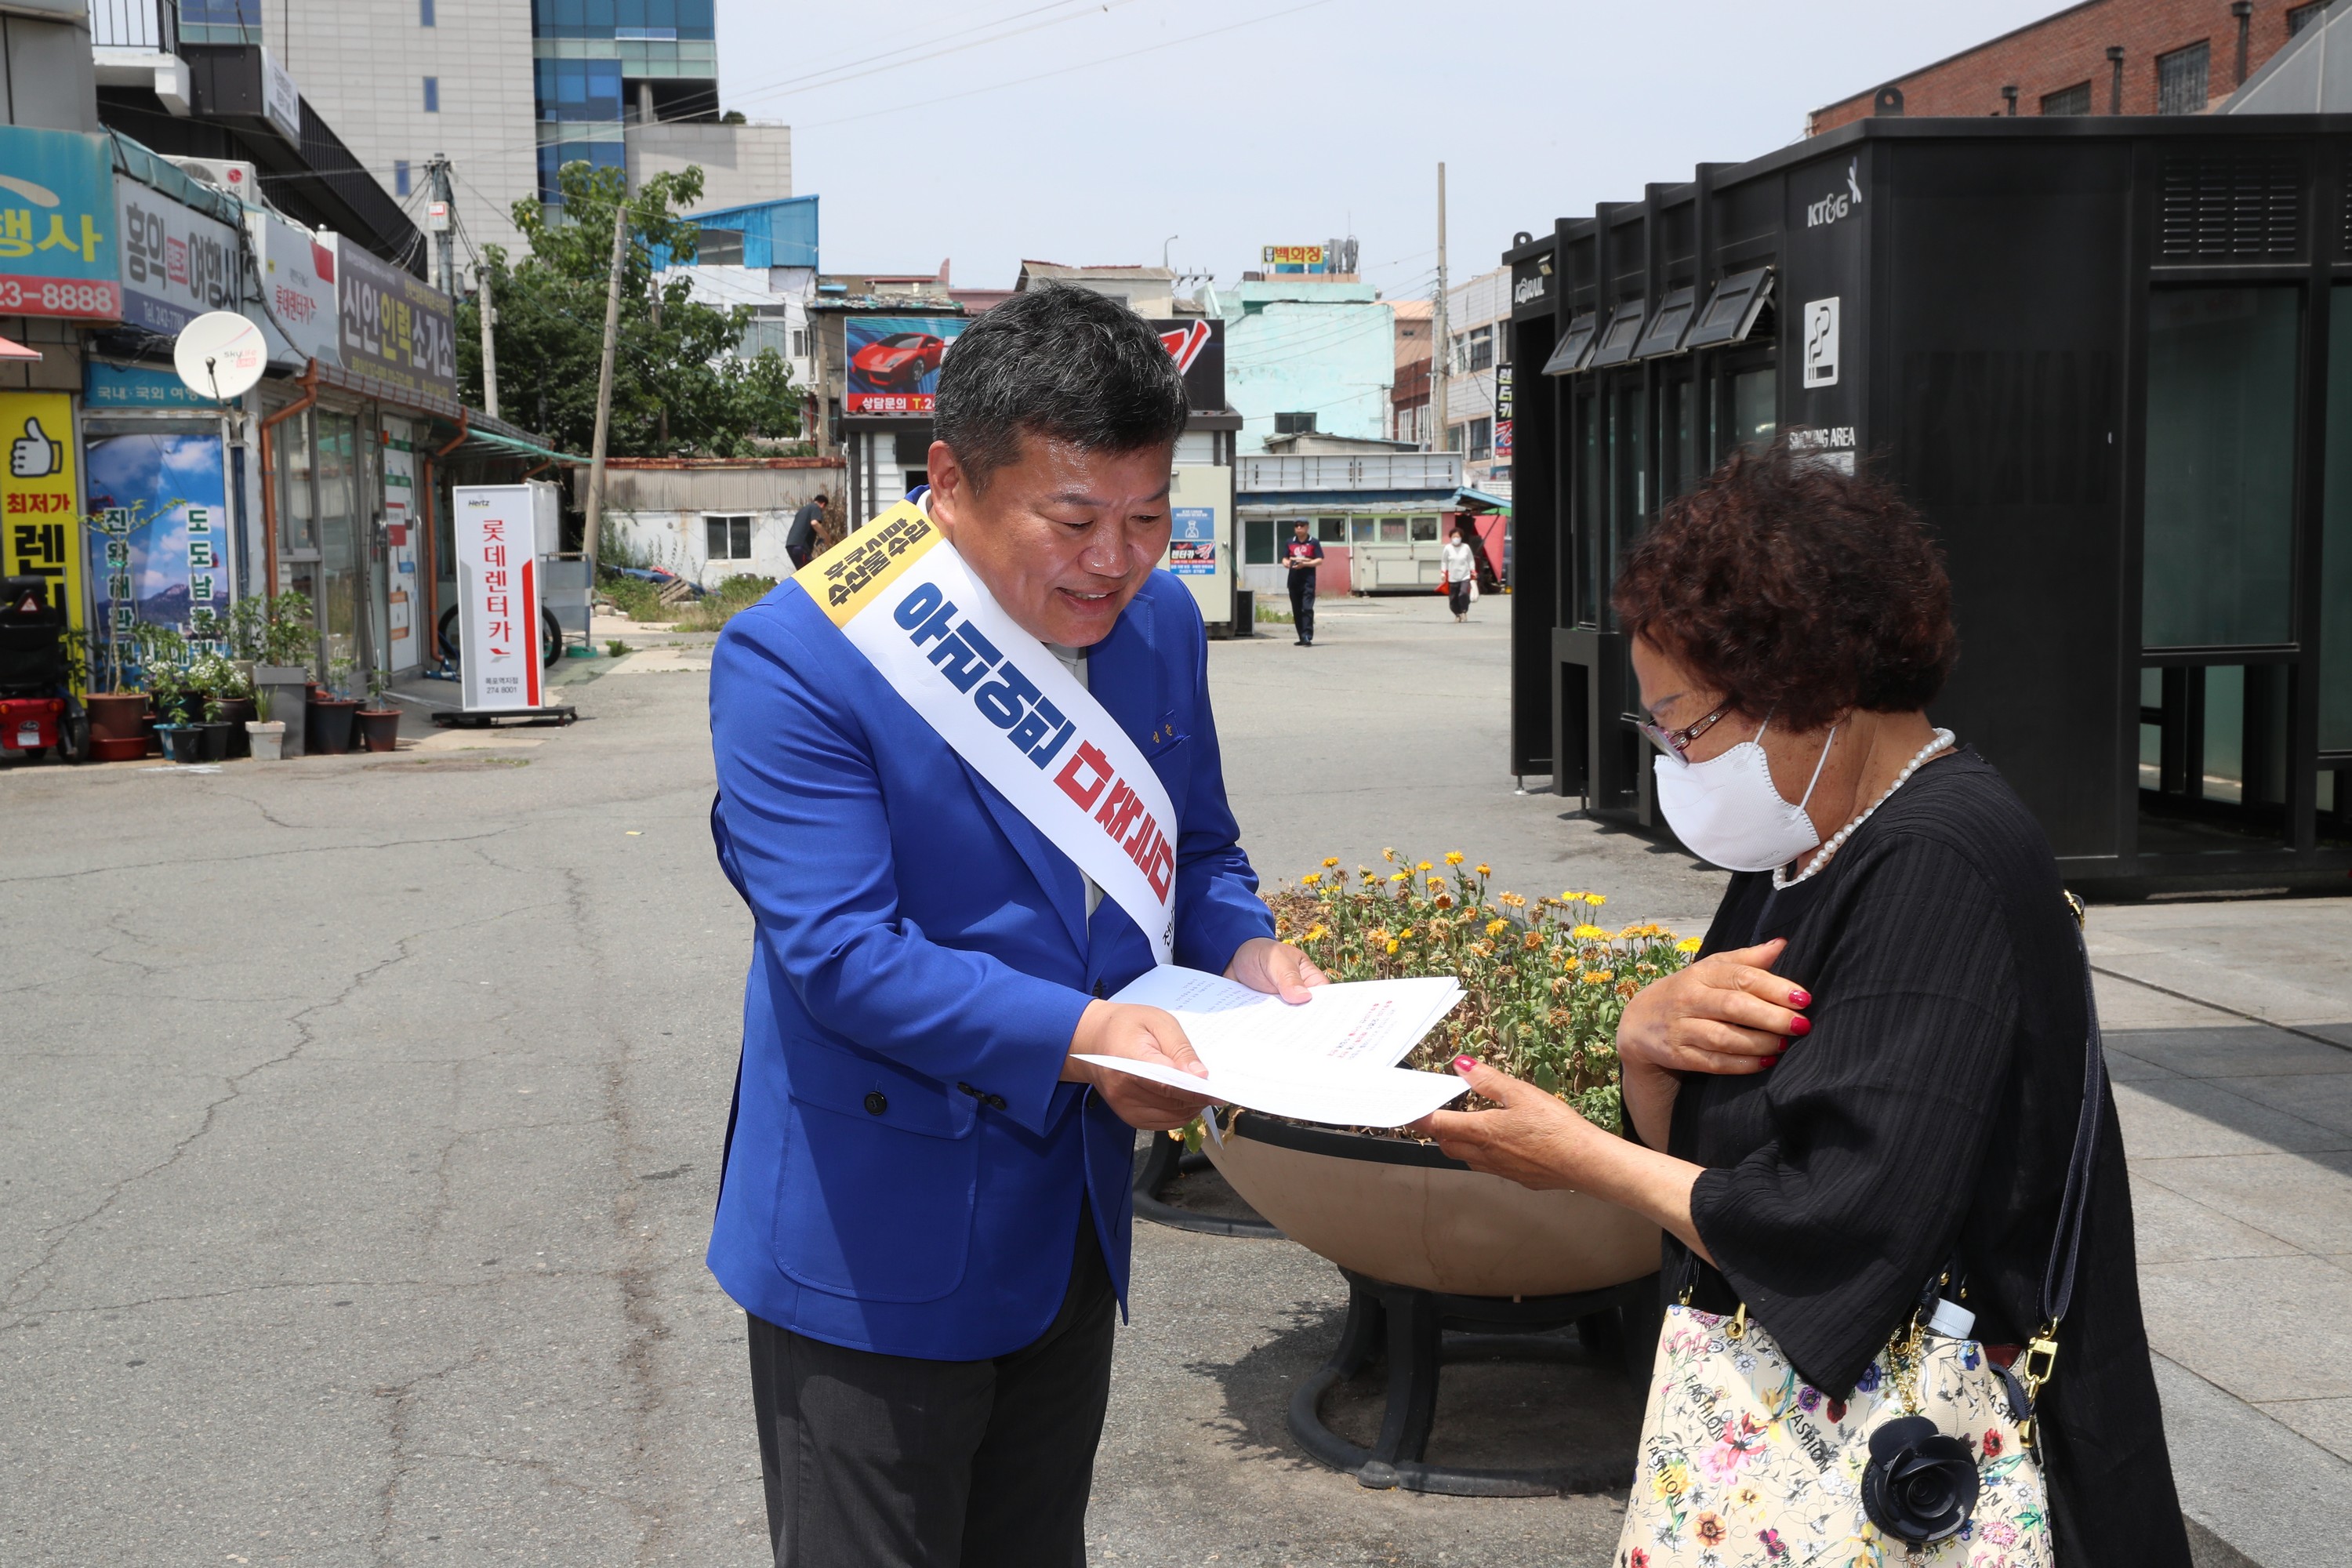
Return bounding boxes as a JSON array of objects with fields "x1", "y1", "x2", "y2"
[{"x1": 707, "y1": 285, "x2": 1321, "y2": 1566}]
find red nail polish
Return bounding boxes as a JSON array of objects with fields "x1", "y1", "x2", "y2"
[
  {"x1": 1788, "y1": 1016, "x2": 1811, "y2": 1036},
  {"x1": 1454, "y1": 1055, "x2": 1478, "y2": 1073},
  {"x1": 1790, "y1": 989, "x2": 1811, "y2": 1007}
]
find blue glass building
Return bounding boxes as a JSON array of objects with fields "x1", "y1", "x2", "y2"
[{"x1": 531, "y1": 0, "x2": 718, "y2": 201}]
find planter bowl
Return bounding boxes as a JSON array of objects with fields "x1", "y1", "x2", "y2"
[
  {"x1": 90, "y1": 735, "x2": 147, "y2": 762},
  {"x1": 356, "y1": 707, "x2": 401, "y2": 752},
  {"x1": 245, "y1": 720, "x2": 285, "y2": 762},
  {"x1": 154, "y1": 724, "x2": 202, "y2": 764},
  {"x1": 85, "y1": 691, "x2": 148, "y2": 742},
  {"x1": 1203, "y1": 1113, "x2": 1660, "y2": 1299},
  {"x1": 307, "y1": 696, "x2": 358, "y2": 756}
]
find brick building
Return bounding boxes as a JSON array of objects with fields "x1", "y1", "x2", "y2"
[{"x1": 1810, "y1": 0, "x2": 2332, "y2": 132}]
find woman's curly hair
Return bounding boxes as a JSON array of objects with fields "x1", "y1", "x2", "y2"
[{"x1": 1613, "y1": 441, "x2": 1957, "y2": 734}]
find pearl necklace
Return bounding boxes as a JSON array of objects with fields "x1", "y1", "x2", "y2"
[{"x1": 1773, "y1": 728, "x2": 1956, "y2": 890}]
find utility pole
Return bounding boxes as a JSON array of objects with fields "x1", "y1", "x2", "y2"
[
  {"x1": 1432, "y1": 161, "x2": 1449, "y2": 456},
  {"x1": 475, "y1": 261, "x2": 499, "y2": 419},
  {"x1": 583, "y1": 196, "x2": 628, "y2": 602},
  {"x1": 427, "y1": 154, "x2": 455, "y2": 299}
]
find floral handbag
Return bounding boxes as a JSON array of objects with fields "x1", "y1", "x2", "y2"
[{"x1": 1616, "y1": 917, "x2": 2107, "y2": 1568}]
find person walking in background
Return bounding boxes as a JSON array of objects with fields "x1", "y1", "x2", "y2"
[
  {"x1": 1283, "y1": 520, "x2": 1323, "y2": 646},
  {"x1": 1440, "y1": 520, "x2": 1480, "y2": 623},
  {"x1": 786, "y1": 490, "x2": 829, "y2": 571}
]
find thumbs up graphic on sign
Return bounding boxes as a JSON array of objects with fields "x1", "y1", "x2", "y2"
[{"x1": 10, "y1": 417, "x2": 60, "y2": 479}]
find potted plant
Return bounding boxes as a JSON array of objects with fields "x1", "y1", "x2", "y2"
[
  {"x1": 245, "y1": 687, "x2": 286, "y2": 760},
  {"x1": 185, "y1": 652, "x2": 243, "y2": 761},
  {"x1": 307, "y1": 652, "x2": 360, "y2": 756},
  {"x1": 64, "y1": 626, "x2": 148, "y2": 761},
  {"x1": 1197, "y1": 853, "x2": 1697, "y2": 1298},
  {"x1": 139, "y1": 625, "x2": 198, "y2": 760},
  {"x1": 355, "y1": 667, "x2": 401, "y2": 753},
  {"x1": 250, "y1": 592, "x2": 314, "y2": 759}
]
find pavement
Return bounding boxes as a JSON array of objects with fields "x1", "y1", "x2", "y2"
[{"x1": 0, "y1": 591, "x2": 2344, "y2": 1566}]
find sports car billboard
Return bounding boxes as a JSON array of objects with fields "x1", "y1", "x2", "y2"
[{"x1": 844, "y1": 315, "x2": 967, "y2": 413}]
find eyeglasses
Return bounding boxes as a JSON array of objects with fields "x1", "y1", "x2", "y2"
[{"x1": 1637, "y1": 701, "x2": 1732, "y2": 760}]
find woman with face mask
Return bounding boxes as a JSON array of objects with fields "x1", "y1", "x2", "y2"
[{"x1": 1414, "y1": 443, "x2": 2184, "y2": 1567}]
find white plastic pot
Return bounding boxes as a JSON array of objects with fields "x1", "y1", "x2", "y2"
[{"x1": 246, "y1": 719, "x2": 285, "y2": 761}]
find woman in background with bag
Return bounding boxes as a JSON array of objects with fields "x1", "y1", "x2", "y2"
[
  {"x1": 1439, "y1": 518, "x2": 1481, "y2": 622},
  {"x1": 1415, "y1": 444, "x2": 2184, "y2": 1567}
]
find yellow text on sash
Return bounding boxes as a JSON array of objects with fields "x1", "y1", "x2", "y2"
[{"x1": 795, "y1": 499, "x2": 938, "y2": 628}]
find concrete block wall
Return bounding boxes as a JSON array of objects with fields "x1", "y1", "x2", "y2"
[
  {"x1": 1812, "y1": 0, "x2": 2315, "y2": 131},
  {"x1": 628, "y1": 123, "x2": 790, "y2": 209}
]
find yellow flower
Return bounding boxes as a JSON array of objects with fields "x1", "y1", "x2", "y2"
[
  {"x1": 1523, "y1": 931, "x2": 1544, "y2": 950},
  {"x1": 1653, "y1": 1461, "x2": 1691, "y2": 1501},
  {"x1": 1572, "y1": 924, "x2": 1609, "y2": 941},
  {"x1": 1499, "y1": 891, "x2": 1526, "y2": 908},
  {"x1": 1427, "y1": 875, "x2": 1446, "y2": 891},
  {"x1": 1389, "y1": 870, "x2": 1409, "y2": 884},
  {"x1": 1475, "y1": 863, "x2": 1491, "y2": 877},
  {"x1": 1304, "y1": 924, "x2": 1327, "y2": 941},
  {"x1": 1582, "y1": 971, "x2": 1614, "y2": 985},
  {"x1": 1485, "y1": 918, "x2": 1509, "y2": 936},
  {"x1": 1472, "y1": 940, "x2": 1494, "y2": 956},
  {"x1": 1382, "y1": 848, "x2": 1397, "y2": 862},
  {"x1": 1584, "y1": 892, "x2": 1607, "y2": 907},
  {"x1": 1323, "y1": 856, "x2": 1340, "y2": 868},
  {"x1": 1676, "y1": 936, "x2": 1703, "y2": 953},
  {"x1": 1444, "y1": 851, "x2": 1464, "y2": 866},
  {"x1": 1301, "y1": 872, "x2": 1321, "y2": 886},
  {"x1": 1399, "y1": 927, "x2": 1416, "y2": 940},
  {"x1": 1385, "y1": 939, "x2": 1399, "y2": 954},
  {"x1": 1417, "y1": 860, "x2": 1432, "y2": 872}
]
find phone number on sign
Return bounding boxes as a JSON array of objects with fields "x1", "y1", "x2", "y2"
[{"x1": 0, "y1": 276, "x2": 122, "y2": 318}]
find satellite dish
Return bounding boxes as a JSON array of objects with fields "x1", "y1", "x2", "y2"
[{"x1": 173, "y1": 311, "x2": 268, "y2": 403}]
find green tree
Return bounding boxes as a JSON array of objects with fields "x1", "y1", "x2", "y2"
[{"x1": 456, "y1": 162, "x2": 801, "y2": 457}]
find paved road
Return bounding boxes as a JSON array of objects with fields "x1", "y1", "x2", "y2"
[{"x1": 2, "y1": 593, "x2": 2346, "y2": 1566}]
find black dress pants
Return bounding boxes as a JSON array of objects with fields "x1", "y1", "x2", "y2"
[
  {"x1": 1288, "y1": 572, "x2": 1316, "y2": 643},
  {"x1": 747, "y1": 1211, "x2": 1116, "y2": 1567}
]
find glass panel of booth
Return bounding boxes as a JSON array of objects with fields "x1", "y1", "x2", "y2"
[
  {"x1": 2143, "y1": 287, "x2": 2296, "y2": 648},
  {"x1": 2138, "y1": 660, "x2": 2292, "y2": 851},
  {"x1": 1574, "y1": 387, "x2": 1601, "y2": 626}
]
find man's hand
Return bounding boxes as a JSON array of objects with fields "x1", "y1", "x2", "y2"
[
  {"x1": 1617, "y1": 938, "x2": 1807, "y2": 1079},
  {"x1": 1225, "y1": 936, "x2": 1327, "y2": 1004},
  {"x1": 1064, "y1": 1000, "x2": 1217, "y2": 1131}
]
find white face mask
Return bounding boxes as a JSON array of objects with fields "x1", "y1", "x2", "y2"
[{"x1": 1653, "y1": 716, "x2": 1837, "y2": 874}]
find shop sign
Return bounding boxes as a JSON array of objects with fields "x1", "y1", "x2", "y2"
[
  {"x1": 1261, "y1": 245, "x2": 1327, "y2": 273},
  {"x1": 252, "y1": 209, "x2": 339, "y2": 366},
  {"x1": 116, "y1": 180, "x2": 241, "y2": 336},
  {"x1": 328, "y1": 235, "x2": 457, "y2": 404},
  {"x1": 1168, "y1": 507, "x2": 1214, "y2": 576},
  {"x1": 452, "y1": 485, "x2": 543, "y2": 712},
  {"x1": 1148, "y1": 318, "x2": 1225, "y2": 415},
  {"x1": 262, "y1": 49, "x2": 303, "y2": 148},
  {"x1": 0, "y1": 125, "x2": 121, "y2": 321},
  {"x1": 84, "y1": 429, "x2": 231, "y2": 648},
  {"x1": 1494, "y1": 365, "x2": 1513, "y2": 458},
  {"x1": 844, "y1": 314, "x2": 967, "y2": 414},
  {"x1": 0, "y1": 390, "x2": 84, "y2": 635},
  {"x1": 85, "y1": 360, "x2": 217, "y2": 409}
]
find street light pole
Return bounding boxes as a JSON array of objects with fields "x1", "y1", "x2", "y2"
[
  {"x1": 582, "y1": 197, "x2": 628, "y2": 610},
  {"x1": 1432, "y1": 162, "x2": 1449, "y2": 456}
]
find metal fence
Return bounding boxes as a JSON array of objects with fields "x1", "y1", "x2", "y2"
[{"x1": 1236, "y1": 452, "x2": 1463, "y2": 493}]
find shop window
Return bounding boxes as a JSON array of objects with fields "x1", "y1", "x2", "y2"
[
  {"x1": 1243, "y1": 518, "x2": 1276, "y2": 565},
  {"x1": 1634, "y1": 286, "x2": 1697, "y2": 360},
  {"x1": 2321, "y1": 286, "x2": 2352, "y2": 751},
  {"x1": 2143, "y1": 288, "x2": 2296, "y2": 648},
  {"x1": 2157, "y1": 42, "x2": 2209, "y2": 115},
  {"x1": 1610, "y1": 381, "x2": 1648, "y2": 622},
  {"x1": 1409, "y1": 517, "x2": 1439, "y2": 542},
  {"x1": 1587, "y1": 302, "x2": 1648, "y2": 368},
  {"x1": 1574, "y1": 390, "x2": 1601, "y2": 626},
  {"x1": 2041, "y1": 82, "x2": 2092, "y2": 116},
  {"x1": 394, "y1": 161, "x2": 411, "y2": 198},
  {"x1": 423, "y1": 76, "x2": 440, "y2": 113},
  {"x1": 1351, "y1": 517, "x2": 1378, "y2": 546},
  {"x1": 1730, "y1": 367, "x2": 1776, "y2": 456},
  {"x1": 1466, "y1": 325, "x2": 1494, "y2": 372},
  {"x1": 1316, "y1": 517, "x2": 1345, "y2": 544},
  {"x1": 706, "y1": 514, "x2": 752, "y2": 561},
  {"x1": 1542, "y1": 310, "x2": 1599, "y2": 376},
  {"x1": 1682, "y1": 268, "x2": 1774, "y2": 351},
  {"x1": 1275, "y1": 411, "x2": 1317, "y2": 434},
  {"x1": 698, "y1": 227, "x2": 745, "y2": 266},
  {"x1": 1379, "y1": 517, "x2": 1408, "y2": 543},
  {"x1": 1468, "y1": 416, "x2": 1492, "y2": 460},
  {"x1": 278, "y1": 407, "x2": 316, "y2": 554},
  {"x1": 1662, "y1": 377, "x2": 1700, "y2": 499}
]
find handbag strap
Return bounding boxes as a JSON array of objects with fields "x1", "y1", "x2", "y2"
[{"x1": 2016, "y1": 904, "x2": 2104, "y2": 1418}]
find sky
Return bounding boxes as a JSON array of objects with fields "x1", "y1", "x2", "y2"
[{"x1": 713, "y1": 0, "x2": 2058, "y2": 299}]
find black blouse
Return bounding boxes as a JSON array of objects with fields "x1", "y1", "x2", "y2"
[{"x1": 1664, "y1": 749, "x2": 2187, "y2": 1566}]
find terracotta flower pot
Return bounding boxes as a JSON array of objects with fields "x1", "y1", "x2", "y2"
[
  {"x1": 85, "y1": 691, "x2": 147, "y2": 742},
  {"x1": 356, "y1": 707, "x2": 401, "y2": 753},
  {"x1": 1202, "y1": 1112, "x2": 1660, "y2": 1298},
  {"x1": 90, "y1": 735, "x2": 147, "y2": 762}
]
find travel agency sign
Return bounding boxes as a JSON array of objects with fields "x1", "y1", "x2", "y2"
[{"x1": 0, "y1": 125, "x2": 121, "y2": 320}]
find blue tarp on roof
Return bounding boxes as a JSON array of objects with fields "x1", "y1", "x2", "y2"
[{"x1": 669, "y1": 194, "x2": 818, "y2": 270}]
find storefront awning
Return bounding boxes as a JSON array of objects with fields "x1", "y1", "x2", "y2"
[
  {"x1": 0, "y1": 334, "x2": 40, "y2": 362},
  {"x1": 448, "y1": 424, "x2": 590, "y2": 466},
  {"x1": 1454, "y1": 487, "x2": 1512, "y2": 512}
]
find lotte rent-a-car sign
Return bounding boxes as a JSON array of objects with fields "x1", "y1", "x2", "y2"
[{"x1": 452, "y1": 485, "x2": 543, "y2": 712}]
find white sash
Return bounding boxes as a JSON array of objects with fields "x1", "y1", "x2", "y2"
[{"x1": 797, "y1": 499, "x2": 1178, "y2": 964}]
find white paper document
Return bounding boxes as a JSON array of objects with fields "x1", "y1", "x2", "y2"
[{"x1": 1074, "y1": 967, "x2": 1468, "y2": 1127}]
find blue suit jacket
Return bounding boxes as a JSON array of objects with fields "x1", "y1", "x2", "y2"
[{"x1": 705, "y1": 568, "x2": 1274, "y2": 1359}]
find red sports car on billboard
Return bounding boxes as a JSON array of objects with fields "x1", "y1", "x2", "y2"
[{"x1": 850, "y1": 331, "x2": 946, "y2": 390}]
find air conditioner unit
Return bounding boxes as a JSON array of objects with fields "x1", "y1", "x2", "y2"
[{"x1": 167, "y1": 157, "x2": 260, "y2": 202}]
